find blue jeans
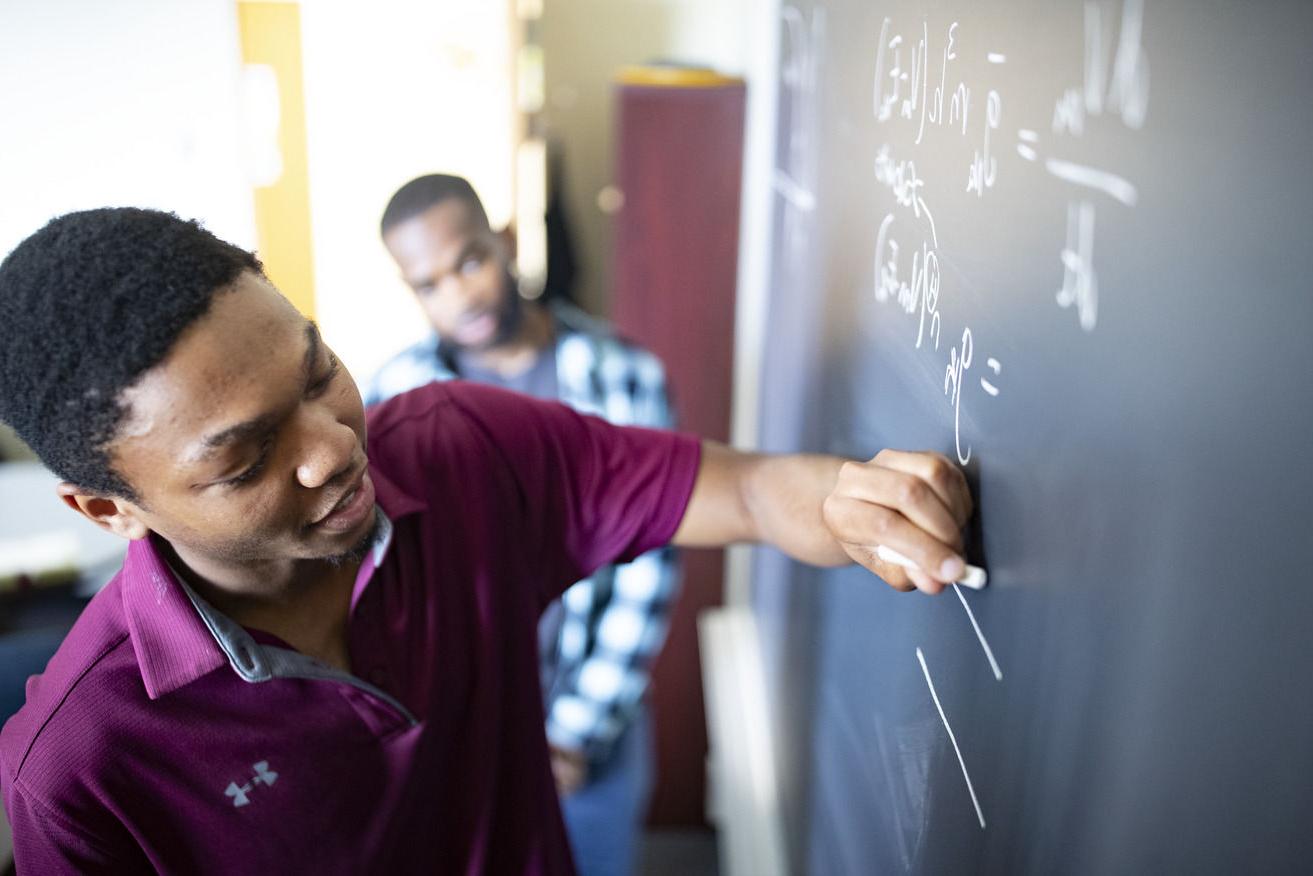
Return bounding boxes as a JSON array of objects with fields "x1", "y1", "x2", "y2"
[{"x1": 560, "y1": 708, "x2": 654, "y2": 876}]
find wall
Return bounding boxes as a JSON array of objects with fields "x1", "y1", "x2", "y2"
[
  {"x1": 0, "y1": 0, "x2": 256, "y2": 259},
  {"x1": 238, "y1": 1, "x2": 317, "y2": 317},
  {"x1": 298, "y1": 0, "x2": 516, "y2": 383},
  {"x1": 539, "y1": 0, "x2": 753, "y2": 316}
]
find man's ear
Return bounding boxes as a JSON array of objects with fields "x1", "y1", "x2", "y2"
[
  {"x1": 55, "y1": 483, "x2": 150, "y2": 541},
  {"x1": 496, "y1": 224, "x2": 517, "y2": 263}
]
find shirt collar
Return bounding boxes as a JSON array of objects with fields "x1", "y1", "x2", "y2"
[
  {"x1": 367, "y1": 460, "x2": 427, "y2": 520},
  {"x1": 428, "y1": 302, "x2": 593, "y2": 377},
  {"x1": 120, "y1": 464, "x2": 422, "y2": 701},
  {"x1": 120, "y1": 536, "x2": 230, "y2": 700}
]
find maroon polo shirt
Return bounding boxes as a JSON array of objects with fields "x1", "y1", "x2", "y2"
[{"x1": 0, "y1": 382, "x2": 701, "y2": 874}]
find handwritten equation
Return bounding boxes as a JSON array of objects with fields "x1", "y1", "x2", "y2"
[
  {"x1": 869, "y1": 3, "x2": 1148, "y2": 467},
  {"x1": 852, "y1": 3, "x2": 1151, "y2": 832},
  {"x1": 769, "y1": 8, "x2": 1153, "y2": 831}
]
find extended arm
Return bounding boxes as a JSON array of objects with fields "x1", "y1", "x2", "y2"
[{"x1": 672, "y1": 442, "x2": 973, "y2": 594}]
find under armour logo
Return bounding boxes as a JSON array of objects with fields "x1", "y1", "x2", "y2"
[{"x1": 225, "y1": 761, "x2": 279, "y2": 807}]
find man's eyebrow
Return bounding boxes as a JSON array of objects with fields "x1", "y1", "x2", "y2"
[
  {"x1": 191, "y1": 323, "x2": 321, "y2": 458},
  {"x1": 422, "y1": 239, "x2": 482, "y2": 285},
  {"x1": 302, "y1": 321, "x2": 322, "y2": 383},
  {"x1": 195, "y1": 412, "x2": 278, "y2": 458}
]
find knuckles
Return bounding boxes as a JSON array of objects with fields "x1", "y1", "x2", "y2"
[
  {"x1": 897, "y1": 474, "x2": 926, "y2": 507},
  {"x1": 821, "y1": 492, "x2": 842, "y2": 527},
  {"x1": 822, "y1": 493, "x2": 859, "y2": 539},
  {"x1": 837, "y1": 459, "x2": 864, "y2": 486},
  {"x1": 926, "y1": 456, "x2": 953, "y2": 487},
  {"x1": 867, "y1": 505, "x2": 893, "y2": 536}
]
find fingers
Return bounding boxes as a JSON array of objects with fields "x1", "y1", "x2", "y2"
[
  {"x1": 844, "y1": 543, "x2": 918, "y2": 591},
  {"x1": 903, "y1": 565, "x2": 945, "y2": 596},
  {"x1": 835, "y1": 460, "x2": 964, "y2": 551},
  {"x1": 872, "y1": 449, "x2": 973, "y2": 527},
  {"x1": 549, "y1": 747, "x2": 588, "y2": 797},
  {"x1": 822, "y1": 449, "x2": 974, "y2": 596},
  {"x1": 827, "y1": 495, "x2": 962, "y2": 594}
]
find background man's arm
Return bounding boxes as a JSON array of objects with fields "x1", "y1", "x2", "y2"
[{"x1": 673, "y1": 442, "x2": 973, "y2": 595}]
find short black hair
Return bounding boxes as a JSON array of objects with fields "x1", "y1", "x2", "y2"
[
  {"x1": 380, "y1": 174, "x2": 489, "y2": 238},
  {"x1": 0, "y1": 207, "x2": 262, "y2": 499}
]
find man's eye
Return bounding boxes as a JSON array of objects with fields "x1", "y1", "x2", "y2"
[
  {"x1": 460, "y1": 257, "x2": 483, "y2": 275},
  {"x1": 225, "y1": 458, "x2": 266, "y2": 487},
  {"x1": 224, "y1": 435, "x2": 275, "y2": 487},
  {"x1": 309, "y1": 355, "x2": 341, "y2": 397}
]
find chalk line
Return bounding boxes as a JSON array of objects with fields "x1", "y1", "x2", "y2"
[
  {"x1": 1044, "y1": 158, "x2": 1138, "y2": 207},
  {"x1": 954, "y1": 583, "x2": 1003, "y2": 679},
  {"x1": 916, "y1": 647, "x2": 987, "y2": 829}
]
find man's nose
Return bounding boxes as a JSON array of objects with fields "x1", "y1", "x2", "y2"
[
  {"x1": 293, "y1": 407, "x2": 356, "y2": 490},
  {"x1": 439, "y1": 273, "x2": 474, "y2": 308}
]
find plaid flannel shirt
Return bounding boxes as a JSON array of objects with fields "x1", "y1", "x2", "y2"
[{"x1": 363, "y1": 302, "x2": 680, "y2": 762}]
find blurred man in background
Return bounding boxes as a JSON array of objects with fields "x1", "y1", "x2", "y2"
[{"x1": 367, "y1": 175, "x2": 677, "y2": 876}]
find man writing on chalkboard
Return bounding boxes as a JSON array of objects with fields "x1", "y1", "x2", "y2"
[{"x1": 0, "y1": 208, "x2": 972, "y2": 873}]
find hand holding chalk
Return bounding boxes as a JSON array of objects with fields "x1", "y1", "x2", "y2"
[
  {"x1": 821, "y1": 448, "x2": 975, "y2": 594},
  {"x1": 876, "y1": 544, "x2": 988, "y2": 590}
]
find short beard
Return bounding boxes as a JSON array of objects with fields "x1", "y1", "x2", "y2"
[
  {"x1": 322, "y1": 507, "x2": 381, "y2": 567},
  {"x1": 451, "y1": 270, "x2": 524, "y2": 354},
  {"x1": 490, "y1": 271, "x2": 525, "y2": 346}
]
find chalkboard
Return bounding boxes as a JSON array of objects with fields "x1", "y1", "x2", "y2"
[{"x1": 749, "y1": 1, "x2": 1313, "y2": 872}]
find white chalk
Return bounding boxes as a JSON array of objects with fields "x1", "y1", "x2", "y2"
[{"x1": 875, "y1": 545, "x2": 988, "y2": 590}]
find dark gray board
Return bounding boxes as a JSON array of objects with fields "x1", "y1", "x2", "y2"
[{"x1": 752, "y1": 1, "x2": 1313, "y2": 873}]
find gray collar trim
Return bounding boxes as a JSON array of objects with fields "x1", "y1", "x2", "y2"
[{"x1": 166, "y1": 509, "x2": 416, "y2": 724}]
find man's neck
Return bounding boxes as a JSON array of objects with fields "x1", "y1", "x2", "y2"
[
  {"x1": 161, "y1": 539, "x2": 359, "y2": 672},
  {"x1": 460, "y1": 303, "x2": 553, "y2": 379}
]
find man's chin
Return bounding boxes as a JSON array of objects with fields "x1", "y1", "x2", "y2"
[
  {"x1": 321, "y1": 506, "x2": 381, "y2": 567},
  {"x1": 447, "y1": 326, "x2": 502, "y2": 355}
]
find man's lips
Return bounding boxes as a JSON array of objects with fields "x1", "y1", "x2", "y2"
[
  {"x1": 310, "y1": 470, "x2": 374, "y2": 532},
  {"x1": 453, "y1": 309, "x2": 497, "y2": 344}
]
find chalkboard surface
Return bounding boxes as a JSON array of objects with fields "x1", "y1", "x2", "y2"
[{"x1": 750, "y1": 1, "x2": 1313, "y2": 872}]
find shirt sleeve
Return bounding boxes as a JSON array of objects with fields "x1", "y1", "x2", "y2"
[
  {"x1": 543, "y1": 350, "x2": 683, "y2": 759},
  {"x1": 5, "y1": 781, "x2": 145, "y2": 874},
  {"x1": 446, "y1": 382, "x2": 701, "y2": 609}
]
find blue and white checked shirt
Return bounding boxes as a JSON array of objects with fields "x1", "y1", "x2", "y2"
[{"x1": 363, "y1": 302, "x2": 680, "y2": 762}]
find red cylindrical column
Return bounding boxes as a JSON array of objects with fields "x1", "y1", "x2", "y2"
[{"x1": 610, "y1": 66, "x2": 745, "y2": 827}]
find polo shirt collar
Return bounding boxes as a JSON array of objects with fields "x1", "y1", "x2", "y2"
[
  {"x1": 367, "y1": 461, "x2": 427, "y2": 520},
  {"x1": 121, "y1": 462, "x2": 425, "y2": 701},
  {"x1": 120, "y1": 536, "x2": 229, "y2": 700}
]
